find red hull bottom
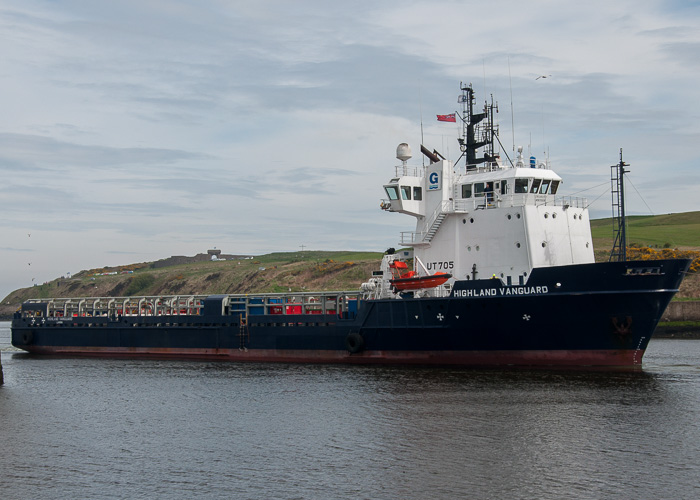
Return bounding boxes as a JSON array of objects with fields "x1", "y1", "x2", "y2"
[{"x1": 20, "y1": 347, "x2": 647, "y2": 367}]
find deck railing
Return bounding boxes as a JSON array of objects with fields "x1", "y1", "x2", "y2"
[{"x1": 20, "y1": 290, "x2": 363, "y2": 320}]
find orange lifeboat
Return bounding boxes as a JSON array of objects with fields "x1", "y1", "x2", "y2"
[{"x1": 389, "y1": 261, "x2": 452, "y2": 291}]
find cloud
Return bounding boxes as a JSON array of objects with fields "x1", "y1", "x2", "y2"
[
  {"x1": 659, "y1": 41, "x2": 700, "y2": 66},
  {"x1": 1, "y1": 0, "x2": 700, "y2": 298},
  {"x1": 0, "y1": 133, "x2": 210, "y2": 168}
]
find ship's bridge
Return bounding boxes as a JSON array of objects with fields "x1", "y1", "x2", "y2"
[
  {"x1": 383, "y1": 159, "x2": 588, "y2": 241},
  {"x1": 450, "y1": 165, "x2": 579, "y2": 214},
  {"x1": 382, "y1": 164, "x2": 426, "y2": 218}
]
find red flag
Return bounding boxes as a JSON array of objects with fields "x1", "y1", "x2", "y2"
[{"x1": 437, "y1": 113, "x2": 456, "y2": 122}]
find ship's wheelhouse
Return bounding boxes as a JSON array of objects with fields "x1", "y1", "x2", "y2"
[
  {"x1": 383, "y1": 175, "x2": 424, "y2": 217},
  {"x1": 459, "y1": 172, "x2": 561, "y2": 198},
  {"x1": 384, "y1": 182, "x2": 423, "y2": 202}
]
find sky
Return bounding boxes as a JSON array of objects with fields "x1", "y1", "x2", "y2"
[{"x1": 1, "y1": 0, "x2": 699, "y2": 299}]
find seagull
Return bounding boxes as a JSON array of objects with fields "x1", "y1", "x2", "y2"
[{"x1": 536, "y1": 75, "x2": 551, "y2": 80}]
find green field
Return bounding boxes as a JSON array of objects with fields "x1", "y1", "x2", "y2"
[{"x1": 591, "y1": 211, "x2": 700, "y2": 250}]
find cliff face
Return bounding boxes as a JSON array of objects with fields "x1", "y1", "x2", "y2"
[{"x1": 0, "y1": 252, "x2": 382, "y2": 319}]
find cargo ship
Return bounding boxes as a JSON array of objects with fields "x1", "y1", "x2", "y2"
[{"x1": 12, "y1": 83, "x2": 691, "y2": 366}]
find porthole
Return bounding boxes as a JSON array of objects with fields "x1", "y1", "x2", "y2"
[
  {"x1": 516, "y1": 213, "x2": 521, "y2": 219},
  {"x1": 467, "y1": 246, "x2": 472, "y2": 251},
  {"x1": 552, "y1": 213, "x2": 557, "y2": 219},
  {"x1": 542, "y1": 242, "x2": 547, "y2": 247},
  {"x1": 516, "y1": 242, "x2": 521, "y2": 248},
  {"x1": 507, "y1": 214, "x2": 512, "y2": 220},
  {"x1": 463, "y1": 219, "x2": 467, "y2": 224},
  {"x1": 544, "y1": 213, "x2": 549, "y2": 219},
  {"x1": 476, "y1": 246, "x2": 480, "y2": 251},
  {"x1": 470, "y1": 218, "x2": 474, "y2": 223}
]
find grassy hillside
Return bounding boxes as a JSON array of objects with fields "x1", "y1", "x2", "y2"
[
  {"x1": 0, "y1": 250, "x2": 384, "y2": 318},
  {"x1": 591, "y1": 211, "x2": 700, "y2": 251}
]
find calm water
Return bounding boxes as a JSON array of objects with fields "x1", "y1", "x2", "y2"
[{"x1": 1, "y1": 321, "x2": 700, "y2": 500}]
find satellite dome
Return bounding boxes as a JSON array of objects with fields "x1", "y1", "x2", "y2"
[{"x1": 396, "y1": 143, "x2": 412, "y2": 162}]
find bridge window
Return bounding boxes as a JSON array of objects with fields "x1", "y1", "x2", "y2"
[
  {"x1": 461, "y1": 184, "x2": 472, "y2": 198},
  {"x1": 551, "y1": 180, "x2": 560, "y2": 194},
  {"x1": 385, "y1": 185, "x2": 399, "y2": 200},
  {"x1": 400, "y1": 186, "x2": 411, "y2": 200},
  {"x1": 474, "y1": 182, "x2": 485, "y2": 197},
  {"x1": 540, "y1": 179, "x2": 551, "y2": 194},
  {"x1": 530, "y1": 179, "x2": 541, "y2": 193},
  {"x1": 515, "y1": 179, "x2": 528, "y2": 193},
  {"x1": 501, "y1": 181, "x2": 508, "y2": 195},
  {"x1": 413, "y1": 187, "x2": 422, "y2": 200}
]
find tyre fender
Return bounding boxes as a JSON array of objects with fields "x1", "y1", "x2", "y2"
[
  {"x1": 22, "y1": 330, "x2": 34, "y2": 345},
  {"x1": 345, "y1": 332, "x2": 365, "y2": 353}
]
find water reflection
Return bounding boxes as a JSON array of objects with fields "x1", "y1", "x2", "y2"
[{"x1": 1, "y1": 333, "x2": 700, "y2": 499}]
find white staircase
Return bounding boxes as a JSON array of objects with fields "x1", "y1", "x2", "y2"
[{"x1": 425, "y1": 212, "x2": 446, "y2": 242}]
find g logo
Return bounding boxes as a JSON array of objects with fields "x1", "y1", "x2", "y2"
[{"x1": 429, "y1": 171, "x2": 440, "y2": 190}]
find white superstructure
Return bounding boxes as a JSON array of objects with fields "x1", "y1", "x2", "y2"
[{"x1": 380, "y1": 83, "x2": 594, "y2": 288}]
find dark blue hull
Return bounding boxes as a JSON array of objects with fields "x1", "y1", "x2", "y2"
[{"x1": 11, "y1": 259, "x2": 691, "y2": 366}]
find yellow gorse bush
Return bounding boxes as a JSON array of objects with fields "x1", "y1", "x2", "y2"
[{"x1": 626, "y1": 247, "x2": 700, "y2": 273}]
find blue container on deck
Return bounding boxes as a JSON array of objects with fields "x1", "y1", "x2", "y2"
[{"x1": 248, "y1": 297, "x2": 264, "y2": 315}]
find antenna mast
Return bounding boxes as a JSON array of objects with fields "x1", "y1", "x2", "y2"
[
  {"x1": 508, "y1": 57, "x2": 515, "y2": 152},
  {"x1": 610, "y1": 149, "x2": 629, "y2": 262},
  {"x1": 457, "y1": 82, "x2": 498, "y2": 171}
]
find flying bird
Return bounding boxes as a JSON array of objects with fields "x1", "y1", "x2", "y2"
[{"x1": 536, "y1": 75, "x2": 551, "y2": 80}]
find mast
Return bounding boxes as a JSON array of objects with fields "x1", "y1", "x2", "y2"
[
  {"x1": 457, "y1": 83, "x2": 498, "y2": 170},
  {"x1": 610, "y1": 148, "x2": 629, "y2": 262}
]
